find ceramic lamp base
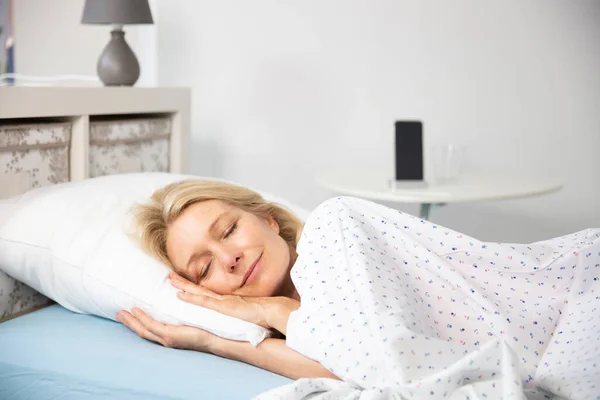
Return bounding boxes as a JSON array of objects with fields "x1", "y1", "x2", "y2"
[{"x1": 97, "y1": 28, "x2": 140, "y2": 86}]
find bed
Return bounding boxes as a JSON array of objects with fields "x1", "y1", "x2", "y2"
[
  {"x1": 0, "y1": 305, "x2": 290, "y2": 399},
  {"x1": 0, "y1": 87, "x2": 292, "y2": 399}
]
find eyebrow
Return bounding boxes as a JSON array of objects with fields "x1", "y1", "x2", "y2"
[{"x1": 184, "y1": 210, "x2": 229, "y2": 273}]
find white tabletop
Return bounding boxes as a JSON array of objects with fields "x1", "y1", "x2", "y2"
[{"x1": 316, "y1": 170, "x2": 563, "y2": 204}]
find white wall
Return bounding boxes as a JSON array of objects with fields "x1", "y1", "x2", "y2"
[
  {"x1": 14, "y1": 0, "x2": 596, "y2": 242},
  {"x1": 12, "y1": 0, "x2": 156, "y2": 86},
  {"x1": 156, "y1": 0, "x2": 600, "y2": 243}
]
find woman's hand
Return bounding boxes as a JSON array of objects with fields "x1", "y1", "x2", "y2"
[
  {"x1": 115, "y1": 282, "x2": 334, "y2": 381},
  {"x1": 169, "y1": 272, "x2": 300, "y2": 335},
  {"x1": 116, "y1": 307, "x2": 217, "y2": 353},
  {"x1": 169, "y1": 272, "x2": 269, "y2": 327}
]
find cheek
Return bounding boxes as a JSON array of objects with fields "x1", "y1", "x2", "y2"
[
  {"x1": 200, "y1": 274, "x2": 234, "y2": 295},
  {"x1": 203, "y1": 282, "x2": 227, "y2": 295},
  {"x1": 265, "y1": 236, "x2": 291, "y2": 278},
  {"x1": 233, "y1": 222, "x2": 261, "y2": 245},
  {"x1": 237, "y1": 223, "x2": 277, "y2": 249}
]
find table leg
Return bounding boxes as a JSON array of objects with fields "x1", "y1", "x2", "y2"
[
  {"x1": 419, "y1": 203, "x2": 447, "y2": 220},
  {"x1": 419, "y1": 203, "x2": 432, "y2": 220}
]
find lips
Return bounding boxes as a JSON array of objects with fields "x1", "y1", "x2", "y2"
[{"x1": 241, "y1": 253, "x2": 262, "y2": 287}]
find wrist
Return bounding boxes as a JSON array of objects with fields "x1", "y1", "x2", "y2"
[
  {"x1": 210, "y1": 336, "x2": 253, "y2": 362},
  {"x1": 205, "y1": 334, "x2": 226, "y2": 356},
  {"x1": 264, "y1": 297, "x2": 300, "y2": 334}
]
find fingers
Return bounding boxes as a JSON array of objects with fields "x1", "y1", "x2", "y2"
[
  {"x1": 169, "y1": 272, "x2": 221, "y2": 299},
  {"x1": 131, "y1": 307, "x2": 169, "y2": 338},
  {"x1": 169, "y1": 271, "x2": 193, "y2": 286},
  {"x1": 175, "y1": 292, "x2": 263, "y2": 327},
  {"x1": 118, "y1": 308, "x2": 182, "y2": 348},
  {"x1": 176, "y1": 291, "x2": 221, "y2": 311},
  {"x1": 117, "y1": 310, "x2": 166, "y2": 346}
]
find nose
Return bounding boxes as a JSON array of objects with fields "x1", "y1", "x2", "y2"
[{"x1": 212, "y1": 244, "x2": 242, "y2": 273}]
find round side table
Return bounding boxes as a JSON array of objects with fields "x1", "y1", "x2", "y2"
[{"x1": 316, "y1": 170, "x2": 563, "y2": 220}]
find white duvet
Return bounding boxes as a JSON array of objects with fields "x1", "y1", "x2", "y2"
[{"x1": 257, "y1": 197, "x2": 599, "y2": 400}]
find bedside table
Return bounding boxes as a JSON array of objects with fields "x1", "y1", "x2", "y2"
[{"x1": 316, "y1": 170, "x2": 563, "y2": 220}]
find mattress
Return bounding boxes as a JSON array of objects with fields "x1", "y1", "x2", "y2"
[{"x1": 0, "y1": 305, "x2": 291, "y2": 399}]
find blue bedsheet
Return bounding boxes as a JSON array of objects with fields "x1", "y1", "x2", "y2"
[{"x1": 0, "y1": 305, "x2": 291, "y2": 399}]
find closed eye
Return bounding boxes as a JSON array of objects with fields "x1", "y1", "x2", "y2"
[
  {"x1": 224, "y1": 222, "x2": 237, "y2": 238},
  {"x1": 198, "y1": 260, "x2": 212, "y2": 281},
  {"x1": 196, "y1": 222, "x2": 237, "y2": 282}
]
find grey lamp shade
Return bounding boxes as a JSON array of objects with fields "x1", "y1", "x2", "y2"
[{"x1": 81, "y1": 0, "x2": 153, "y2": 25}]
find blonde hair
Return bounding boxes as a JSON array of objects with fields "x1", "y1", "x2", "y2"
[{"x1": 129, "y1": 179, "x2": 303, "y2": 268}]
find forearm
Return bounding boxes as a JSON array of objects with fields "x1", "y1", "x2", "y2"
[{"x1": 212, "y1": 337, "x2": 339, "y2": 381}]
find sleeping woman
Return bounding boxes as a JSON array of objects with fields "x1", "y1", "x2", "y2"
[
  {"x1": 117, "y1": 179, "x2": 599, "y2": 400},
  {"x1": 118, "y1": 179, "x2": 334, "y2": 381}
]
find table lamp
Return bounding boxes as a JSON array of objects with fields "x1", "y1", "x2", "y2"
[{"x1": 81, "y1": 0, "x2": 153, "y2": 86}]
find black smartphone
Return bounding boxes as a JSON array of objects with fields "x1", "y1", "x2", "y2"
[{"x1": 395, "y1": 121, "x2": 423, "y2": 181}]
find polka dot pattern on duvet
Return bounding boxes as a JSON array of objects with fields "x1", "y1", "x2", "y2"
[{"x1": 280, "y1": 197, "x2": 600, "y2": 400}]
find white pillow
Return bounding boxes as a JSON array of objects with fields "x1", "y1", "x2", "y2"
[{"x1": 0, "y1": 173, "x2": 310, "y2": 346}]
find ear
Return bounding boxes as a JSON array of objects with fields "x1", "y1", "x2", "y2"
[{"x1": 264, "y1": 213, "x2": 280, "y2": 234}]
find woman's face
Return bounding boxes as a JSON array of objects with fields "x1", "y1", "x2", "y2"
[{"x1": 165, "y1": 200, "x2": 292, "y2": 297}]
